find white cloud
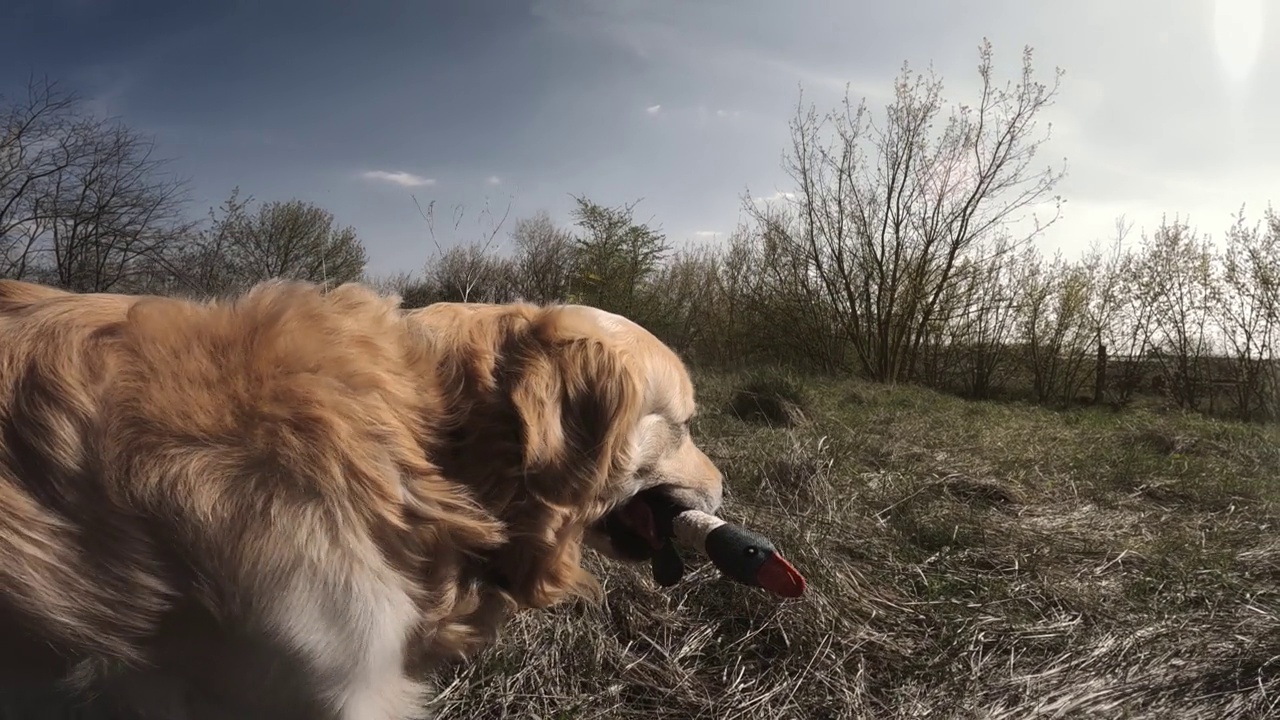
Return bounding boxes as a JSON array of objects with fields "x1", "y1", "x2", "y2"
[
  {"x1": 359, "y1": 170, "x2": 436, "y2": 187},
  {"x1": 696, "y1": 106, "x2": 744, "y2": 124},
  {"x1": 646, "y1": 104, "x2": 662, "y2": 115},
  {"x1": 694, "y1": 230, "x2": 722, "y2": 238},
  {"x1": 752, "y1": 191, "x2": 798, "y2": 205},
  {"x1": 486, "y1": 175, "x2": 503, "y2": 186}
]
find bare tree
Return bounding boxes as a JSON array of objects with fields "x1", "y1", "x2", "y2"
[
  {"x1": 704, "y1": 228, "x2": 765, "y2": 367},
  {"x1": 1101, "y1": 241, "x2": 1166, "y2": 405},
  {"x1": 1, "y1": 76, "x2": 191, "y2": 290},
  {"x1": 163, "y1": 187, "x2": 254, "y2": 298},
  {"x1": 197, "y1": 193, "x2": 367, "y2": 291},
  {"x1": 1, "y1": 77, "x2": 79, "y2": 278},
  {"x1": 937, "y1": 237, "x2": 1025, "y2": 398},
  {"x1": 360, "y1": 270, "x2": 429, "y2": 308},
  {"x1": 1017, "y1": 250, "x2": 1095, "y2": 403},
  {"x1": 1131, "y1": 216, "x2": 1218, "y2": 410},
  {"x1": 736, "y1": 205, "x2": 849, "y2": 371},
  {"x1": 1216, "y1": 207, "x2": 1280, "y2": 419},
  {"x1": 645, "y1": 242, "x2": 726, "y2": 360},
  {"x1": 509, "y1": 210, "x2": 577, "y2": 303},
  {"x1": 655, "y1": 225, "x2": 796, "y2": 369},
  {"x1": 421, "y1": 242, "x2": 516, "y2": 304},
  {"x1": 413, "y1": 195, "x2": 513, "y2": 303},
  {"x1": 1079, "y1": 217, "x2": 1137, "y2": 403},
  {"x1": 748, "y1": 39, "x2": 1065, "y2": 383}
]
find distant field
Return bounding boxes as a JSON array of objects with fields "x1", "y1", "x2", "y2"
[{"x1": 431, "y1": 368, "x2": 1280, "y2": 720}]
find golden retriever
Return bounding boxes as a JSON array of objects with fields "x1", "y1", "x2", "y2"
[{"x1": 0, "y1": 279, "x2": 723, "y2": 719}]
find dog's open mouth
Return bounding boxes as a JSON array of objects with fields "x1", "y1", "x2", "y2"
[{"x1": 596, "y1": 486, "x2": 675, "y2": 561}]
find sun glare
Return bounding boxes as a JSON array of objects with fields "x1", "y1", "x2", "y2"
[{"x1": 1213, "y1": 0, "x2": 1264, "y2": 83}]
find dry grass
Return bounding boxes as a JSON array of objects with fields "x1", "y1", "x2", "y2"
[
  {"x1": 726, "y1": 369, "x2": 810, "y2": 428},
  {"x1": 4, "y1": 370, "x2": 1277, "y2": 719},
  {"x1": 430, "y1": 370, "x2": 1280, "y2": 719}
]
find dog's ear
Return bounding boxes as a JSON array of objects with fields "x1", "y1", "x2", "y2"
[
  {"x1": 490, "y1": 309, "x2": 644, "y2": 609},
  {"x1": 506, "y1": 310, "x2": 641, "y2": 507}
]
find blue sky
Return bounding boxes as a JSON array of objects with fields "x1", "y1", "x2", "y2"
[{"x1": 3, "y1": 0, "x2": 1277, "y2": 276}]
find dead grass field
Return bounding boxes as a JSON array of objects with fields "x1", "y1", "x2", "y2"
[
  {"x1": 2, "y1": 369, "x2": 1276, "y2": 719},
  {"x1": 430, "y1": 369, "x2": 1280, "y2": 719}
]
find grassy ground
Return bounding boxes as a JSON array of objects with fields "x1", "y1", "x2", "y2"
[{"x1": 430, "y1": 368, "x2": 1280, "y2": 719}]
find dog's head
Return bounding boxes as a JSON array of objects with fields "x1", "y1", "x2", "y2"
[{"x1": 406, "y1": 301, "x2": 723, "y2": 609}]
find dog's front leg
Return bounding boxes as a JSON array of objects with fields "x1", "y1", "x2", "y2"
[{"x1": 266, "y1": 560, "x2": 432, "y2": 720}]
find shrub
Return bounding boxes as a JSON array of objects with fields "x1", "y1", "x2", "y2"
[{"x1": 727, "y1": 370, "x2": 810, "y2": 427}]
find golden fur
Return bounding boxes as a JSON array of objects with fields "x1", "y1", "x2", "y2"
[{"x1": 0, "y1": 279, "x2": 723, "y2": 719}]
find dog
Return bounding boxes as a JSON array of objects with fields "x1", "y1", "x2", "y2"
[{"x1": 0, "y1": 279, "x2": 724, "y2": 719}]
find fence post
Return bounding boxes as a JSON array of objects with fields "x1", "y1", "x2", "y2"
[{"x1": 1094, "y1": 341, "x2": 1108, "y2": 404}]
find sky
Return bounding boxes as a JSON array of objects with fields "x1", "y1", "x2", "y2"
[{"x1": 2, "y1": 0, "x2": 1277, "y2": 277}]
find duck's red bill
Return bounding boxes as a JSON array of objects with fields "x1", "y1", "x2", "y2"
[{"x1": 756, "y1": 553, "x2": 806, "y2": 598}]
